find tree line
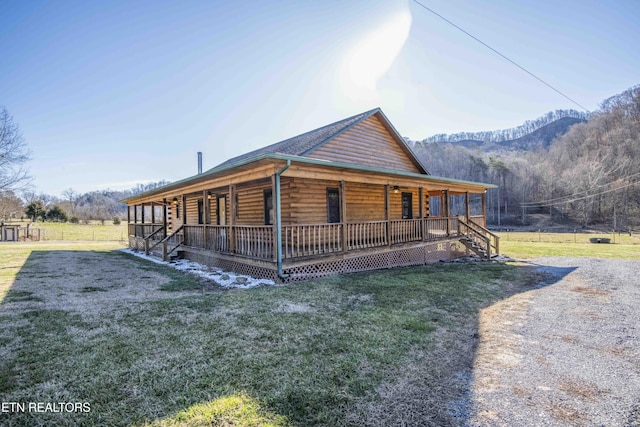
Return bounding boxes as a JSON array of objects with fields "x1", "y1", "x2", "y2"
[
  {"x1": 1, "y1": 181, "x2": 170, "y2": 224},
  {"x1": 412, "y1": 85, "x2": 640, "y2": 229}
]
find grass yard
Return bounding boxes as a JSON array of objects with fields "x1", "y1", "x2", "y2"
[
  {"x1": 497, "y1": 231, "x2": 640, "y2": 260},
  {"x1": 0, "y1": 241, "x2": 545, "y2": 426}
]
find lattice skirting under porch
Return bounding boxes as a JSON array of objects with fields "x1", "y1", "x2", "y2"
[
  {"x1": 129, "y1": 236, "x2": 145, "y2": 252},
  {"x1": 178, "y1": 239, "x2": 467, "y2": 283},
  {"x1": 182, "y1": 248, "x2": 282, "y2": 282},
  {"x1": 281, "y1": 239, "x2": 467, "y2": 282}
]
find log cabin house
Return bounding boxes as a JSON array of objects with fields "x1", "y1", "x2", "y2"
[{"x1": 123, "y1": 108, "x2": 499, "y2": 281}]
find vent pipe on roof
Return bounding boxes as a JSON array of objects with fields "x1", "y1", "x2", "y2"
[{"x1": 197, "y1": 152, "x2": 203, "y2": 174}]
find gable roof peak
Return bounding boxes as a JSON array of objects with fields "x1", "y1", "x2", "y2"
[{"x1": 209, "y1": 107, "x2": 429, "y2": 174}]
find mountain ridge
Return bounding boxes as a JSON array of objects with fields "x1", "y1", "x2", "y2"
[{"x1": 414, "y1": 110, "x2": 588, "y2": 154}]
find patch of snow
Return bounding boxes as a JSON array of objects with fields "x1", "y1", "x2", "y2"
[{"x1": 119, "y1": 249, "x2": 275, "y2": 289}]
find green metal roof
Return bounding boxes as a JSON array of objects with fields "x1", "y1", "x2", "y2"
[{"x1": 122, "y1": 152, "x2": 495, "y2": 203}]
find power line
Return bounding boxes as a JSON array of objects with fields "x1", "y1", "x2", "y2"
[
  {"x1": 529, "y1": 181, "x2": 638, "y2": 207},
  {"x1": 411, "y1": 0, "x2": 590, "y2": 112},
  {"x1": 520, "y1": 171, "x2": 640, "y2": 207},
  {"x1": 521, "y1": 180, "x2": 640, "y2": 208}
]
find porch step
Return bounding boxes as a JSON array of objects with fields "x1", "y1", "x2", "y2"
[
  {"x1": 459, "y1": 237, "x2": 488, "y2": 258},
  {"x1": 168, "y1": 249, "x2": 184, "y2": 261},
  {"x1": 148, "y1": 248, "x2": 184, "y2": 261}
]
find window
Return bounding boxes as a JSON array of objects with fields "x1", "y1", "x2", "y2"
[
  {"x1": 402, "y1": 192, "x2": 413, "y2": 219},
  {"x1": 327, "y1": 188, "x2": 340, "y2": 223},
  {"x1": 197, "y1": 199, "x2": 204, "y2": 224},
  {"x1": 264, "y1": 189, "x2": 273, "y2": 225}
]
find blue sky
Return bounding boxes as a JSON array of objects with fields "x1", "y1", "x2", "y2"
[{"x1": 1, "y1": 0, "x2": 638, "y2": 197}]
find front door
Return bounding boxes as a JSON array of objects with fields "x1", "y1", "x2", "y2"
[
  {"x1": 402, "y1": 192, "x2": 413, "y2": 219},
  {"x1": 217, "y1": 196, "x2": 226, "y2": 226}
]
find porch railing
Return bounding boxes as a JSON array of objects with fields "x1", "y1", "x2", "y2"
[
  {"x1": 283, "y1": 223, "x2": 342, "y2": 259},
  {"x1": 129, "y1": 216, "x2": 487, "y2": 261},
  {"x1": 235, "y1": 225, "x2": 274, "y2": 258},
  {"x1": 129, "y1": 223, "x2": 164, "y2": 238},
  {"x1": 347, "y1": 221, "x2": 387, "y2": 250},
  {"x1": 390, "y1": 219, "x2": 422, "y2": 245},
  {"x1": 205, "y1": 225, "x2": 230, "y2": 252}
]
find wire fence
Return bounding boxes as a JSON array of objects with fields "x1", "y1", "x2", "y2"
[
  {"x1": 496, "y1": 230, "x2": 638, "y2": 245},
  {"x1": 1, "y1": 222, "x2": 129, "y2": 242},
  {"x1": 32, "y1": 228, "x2": 128, "y2": 242}
]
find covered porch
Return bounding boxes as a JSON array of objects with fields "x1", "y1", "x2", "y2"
[
  {"x1": 129, "y1": 215, "x2": 491, "y2": 261},
  {"x1": 124, "y1": 156, "x2": 498, "y2": 281}
]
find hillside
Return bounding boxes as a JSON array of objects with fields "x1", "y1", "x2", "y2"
[
  {"x1": 420, "y1": 115, "x2": 585, "y2": 154},
  {"x1": 410, "y1": 85, "x2": 640, "y2": 230},
  {"x1": 500, "y1": 116, "x2": 585, "y2": 151}
]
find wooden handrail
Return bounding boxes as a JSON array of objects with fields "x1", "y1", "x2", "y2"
[
  {"x1": 161, "y1": 225, "x2": 184, "y2": 261},
  {"x1": 467, "y1": 218, "x2": 500, "y2": 255},
  {"x1": 144, "y1": 226, "x2": 166, "y2": 255},
  {"x1": 458, "y1": 219, "x2": 491, "y2": 259}
]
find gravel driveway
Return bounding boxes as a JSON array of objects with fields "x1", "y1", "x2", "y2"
[{"x1": 466, "y1": 257, "x2": 640, "y2": 426}]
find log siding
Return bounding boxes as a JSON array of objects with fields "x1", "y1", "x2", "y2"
[{"x1": 307, "y1": 116, "x2": 421, "y2": 174}]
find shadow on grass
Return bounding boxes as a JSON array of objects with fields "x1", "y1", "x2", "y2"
[{"x1": 0, "y1": 248, "x2": 574, "y2": 426}]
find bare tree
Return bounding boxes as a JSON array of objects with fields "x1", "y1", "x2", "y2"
[
  {"x1": 0, "y1": 190, "x2": 24, "y2": 220},
  {"x1": 62, "y1": 188, "x2": 79, "y2": 217},
  {"x1": 0, "y1": 107, "x2": 31, "y2": 191}
]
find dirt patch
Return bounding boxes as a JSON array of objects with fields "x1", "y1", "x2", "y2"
[
  {"x1": 558, "y1": 379, "x2": 607, "y2": 401},
  {"x1": 2, "y1": 250, "x2": 202, "y2": 319},
  {"x1": 273, "y1": 302, "x2": 316, "y2": 314},
  {"x1": 570, "y1": 286, "x2": 612, "y2": 296}
]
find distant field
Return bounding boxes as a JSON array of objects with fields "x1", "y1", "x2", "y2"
[
  {"x1": 497, "y1": 231, "x2": 640, "y2": 260},
  {"x1": 4, "y1": 220, "x2": 128, "y2": 241}
]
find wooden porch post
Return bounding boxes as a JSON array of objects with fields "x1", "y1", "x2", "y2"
[
  {"x1": 443, "y1": 190, "x2": 450, "y2": 236},
  {"x1": 127, "y1": 205, "x2": 131, "y2": 224},
  {"x1": 419, "y1": 187, "x2": 425, "y2": 241},
  {"x1": 151, "y1": 203, "x2": 155, "y2": 225},
  {"x1": 340, "y1": 181, "x2": 348, "y2": 253},
  {"x1": 162, "y1": 198, "x2": 167, "y2": 238},
  {"x1": 481, "y1": 191, "x2": 487, "y2": 223},
  {"x1": 465, "y1": 191, "x2": 470, "y2": 222},
  {"x1": 385, "y1": 184, "x2": 391, "y2": 246},
  {"x1": 272, "y1": 175, "x2": 278, "y2": 261},
  {"x1": 229, "y1": 184, "x2": 236, "y2": 253},
  {"x1": 134, "y1": 204, "x2": 138, "y2": 224},
  {"x1": 202, "y1": 190, "x2": 209, "y2": 248},
  {"x1": 141, "y1": 202, "x2": 145, "y2": 225},
  {"x1": 182, "y1": 195, "x2": 187, "y2": 224}
]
